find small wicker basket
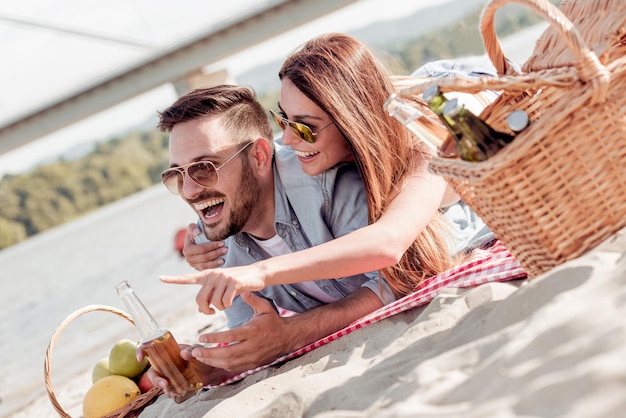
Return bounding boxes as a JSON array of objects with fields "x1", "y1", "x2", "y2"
[
  {"x1": 44, "y1": 305, "x2": 163, "y2": 418},
  {"x1": 400, "y1": 0, "x2": 626, "y2": 277}
]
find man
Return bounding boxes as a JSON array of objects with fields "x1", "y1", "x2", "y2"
[{"x1": 148, "y1": 85, "x2": 393, "y2": 391}]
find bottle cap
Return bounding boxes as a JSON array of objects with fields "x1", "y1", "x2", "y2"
[
  {"x1": 422, "y1": 84, "x2": 441, "y2": 102},
  {"x1": 442, "y1": 98, "x2": 461, "y2": 117},
  {"x1": 507, "y1": 110, "x2": 530, "y2": 132}
]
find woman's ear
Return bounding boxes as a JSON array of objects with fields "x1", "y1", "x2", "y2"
[{"x1": 249, "y1": 138, "x2": 273, "y2": 176}]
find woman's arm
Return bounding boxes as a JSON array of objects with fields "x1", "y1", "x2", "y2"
[
  {"x1": 258, "y1": 164, "x2": 447, "y2": 283},
  {"x1": 161, "y1": 163, "x2": 449, "y2": 311}
]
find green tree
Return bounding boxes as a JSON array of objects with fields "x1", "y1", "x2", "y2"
[
  {"x1": 23, "y1": 185, "x2": 77, "y2": 234},
  {"x1": 0, "y1": 181, "x2": 23, "y2": 221},
  {"x1": 0, "y1": 217, "x2": 27, "y2": 249}
]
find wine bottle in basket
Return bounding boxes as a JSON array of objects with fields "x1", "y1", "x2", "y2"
[
  {"x1": 506, "y1": 109, "x2": 530, "y2": 134},
  {"x1": 383, "y1": 93, "x2": 451, "y2": 155},
  {"x1": 422, "y1": 85, "x2": 461, "y2": 134},
  {"x1": 442, "y1": 98, "x2": 515, "y2": 162},
  {"x1": 421, "y1": 84, "x2": 464, "y2": 158},
  {"x1": 115, "y1": 281, "x2": 203, "y2": 403}
]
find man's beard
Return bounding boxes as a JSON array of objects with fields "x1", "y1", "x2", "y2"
[{"x1": 202, "y1": 157, "x2": 262, "y2": 241}]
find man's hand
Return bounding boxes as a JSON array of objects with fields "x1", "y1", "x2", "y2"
[
  {"x1": 137, "y1": 344, "x2": 234, "y2": 397},
  {"x1": 159, "y1": 264, "x2": 267, "y2": 314},
  {"x1": 182, "y1": 223, "x2": 227, "y2": 271},
  {"x1": 189, "y1": 292, "x2": 292, "y2": 371},
  {"x1": 188, "y1": 289, "x2": 383, "y2": 372}
]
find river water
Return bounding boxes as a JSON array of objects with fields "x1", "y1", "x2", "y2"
[{"x1": 0, "y1": 184, "x2": 210, "y2": 417}]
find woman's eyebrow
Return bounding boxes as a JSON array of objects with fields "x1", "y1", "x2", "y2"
[{"x1": 276, "y1": 104, "x2": 324, "y2": 122}]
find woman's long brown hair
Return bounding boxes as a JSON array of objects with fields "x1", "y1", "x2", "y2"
[{"x1": 279, "y1": 33, "x2": 460, "y2": 297}]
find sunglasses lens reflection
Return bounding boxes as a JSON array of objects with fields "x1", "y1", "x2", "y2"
[
  {"x1": 292, "y1": 124, "x2": 314, "y2": 143},
  {"x1": 270, "y1": 111, "x2": 285, "y2": 130},
  {"x1": 270, "y1": 110, "x2": 315, "y2": 143},
  {"x1": 161, "y1": 163, "x2": 219, "y2": 195},
  {"x1": 188, "y1": 162, "x2": 218, "y2": 187},
  {"x1": 161, "y1": 171, "x2": 182, "y2": 194}
]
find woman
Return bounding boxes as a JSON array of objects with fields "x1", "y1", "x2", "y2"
[
  {"x1": 176, "y1": 33, "x2": 488, "y2": 307},
  {"x1": 273, "y1": 33, "x2": 460, "y2": 295}
]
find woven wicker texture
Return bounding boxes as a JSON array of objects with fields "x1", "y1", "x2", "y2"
[
  {"x1": 44, "y1": 305, "x2": 163, "y2": 418},
  {"x1": 399, "y1": 0, "x2": 626, "y2": 277}
]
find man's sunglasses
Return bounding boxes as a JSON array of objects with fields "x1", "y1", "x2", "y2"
[
  {"x1": 269, "y1": 109, "x2": 333, "y2": 143},
  {"x1": 161, "y1": 141, "x2": 253, "y2": 195}
]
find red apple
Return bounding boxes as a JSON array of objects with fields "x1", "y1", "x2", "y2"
[{"x1": 137, "y1": 370, "x2": 155, "y2": 393}]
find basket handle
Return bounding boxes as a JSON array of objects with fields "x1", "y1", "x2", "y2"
[
  {"x1": 482, "y1": 0, "x2": 610, "y2": 103},
  {"x1": 44, "y1": 305, "x2": 134, "y2": 418},
  {"x1": 400, "y1": 0, "x2": 610, "y2": 104}
]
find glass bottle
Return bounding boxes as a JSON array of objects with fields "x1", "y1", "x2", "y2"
[
  {"x1": 422, "y1": 85, "x2": 447, "y2": 115},
  {"x1": 384, "y1": 93, "x2": 451, "y2": 155},
  {"x1": 421, "y1": 84, "x2": 463, "y2": 158},
  {"x1": 442, "y1": 98, "x2": 515, "y2": 162},
  {"x1": 506, "y1": 109, "x2": 530, "y2": 134},
  {"x1": 115, "y1": 281, "x2": 203, "y2": 403},
  {"x1": 422, "y1": 85, "x2": 461, "y2": 133}
]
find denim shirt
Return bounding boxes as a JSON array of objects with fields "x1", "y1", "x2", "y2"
[
  {"x1": 197, "y1": 144, "x2": 395, "y2": 328},
  {"x1": 411, "y1": 55, "x2": 499, "y2": 79}
]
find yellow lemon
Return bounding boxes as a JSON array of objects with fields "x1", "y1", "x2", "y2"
[
  {"x1": 108, "y1": 339, "x2": 148, "y2": 378},
  {"x1": 92, "y1": 356, "x2": 114, "y2": 383},
  {"x1": 83, "y1": 375, "x2": 141, "y2": 418}
]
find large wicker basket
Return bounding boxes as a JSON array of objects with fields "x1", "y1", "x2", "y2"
[
  {"x1": 44, "y1": 305, "x2": 163, "y2": 418},
  {"x1": 400, "y1": 0, "x2": 626, "y2": 277}
]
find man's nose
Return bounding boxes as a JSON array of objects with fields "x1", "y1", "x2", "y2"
[{"x1": 181, "y1": 172, "x2": 204, "y2": 200}]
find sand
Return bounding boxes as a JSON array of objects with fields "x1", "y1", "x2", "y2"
[{"x1": 13, "y1": 228, "x2": 626, "y2": 418}]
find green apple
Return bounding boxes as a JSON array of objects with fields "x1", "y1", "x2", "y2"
[
  {"x1": 91, "y1": 356, "x2": 114, "y2": 383},
  {"x1": 108, "y1": 339, "x2": 148, "y2": 379}
]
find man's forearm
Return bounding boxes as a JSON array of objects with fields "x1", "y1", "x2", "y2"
[{"x1": 283, "y1": 287, "x2": 384, "y2": 352}]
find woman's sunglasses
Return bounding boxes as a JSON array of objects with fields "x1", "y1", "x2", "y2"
[
  {"x1": 161, "y1": 142, "x2": 253, "y2": 195},
  {"x1": 269, "y1": 109, "x2": 333, "y2": 143}
]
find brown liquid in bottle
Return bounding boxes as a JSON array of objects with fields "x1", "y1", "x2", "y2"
[
  {"x1": 116, "y1": 280, "x2": 204, "y2": 403},
  {"x1": 141, "y1": 330, "x2": 203, "y2": 403}
]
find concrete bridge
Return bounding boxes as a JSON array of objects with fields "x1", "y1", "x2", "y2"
[{"x1": 0, "y1": 0, "x2": 358, "y2": 155}]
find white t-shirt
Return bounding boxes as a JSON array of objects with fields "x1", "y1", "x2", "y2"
[{"x1": 251, "y1": 234, "x2": 335, "y2": 303}]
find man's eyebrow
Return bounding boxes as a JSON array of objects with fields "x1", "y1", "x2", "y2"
[{"x1": 168, "y1": 153, "x2": 219, "y2": 169}]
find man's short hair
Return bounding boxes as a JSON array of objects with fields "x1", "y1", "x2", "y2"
[{"x1": 158, "y1": 85, "x2": 274, "y2": 150}]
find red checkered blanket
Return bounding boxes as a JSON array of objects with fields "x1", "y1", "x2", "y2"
[{"x1": 208, "y1": 240, "x2": 527, "y2": 387}]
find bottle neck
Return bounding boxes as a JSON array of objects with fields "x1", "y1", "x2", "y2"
[
  {"x1": 115, "y1": 281, "x2": 165, "y2": 340},
  {"x1": 384, "y1": 94, "x2": 444, "y2": 153}
]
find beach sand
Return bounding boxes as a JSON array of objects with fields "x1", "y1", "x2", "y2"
[{"x1": 15, "y1": 227, "x2": 625, "y2": 418}]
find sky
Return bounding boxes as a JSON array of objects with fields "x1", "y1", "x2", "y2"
[{"x1": 0, "y1": 0, "x2": 457, "y2": 176}]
